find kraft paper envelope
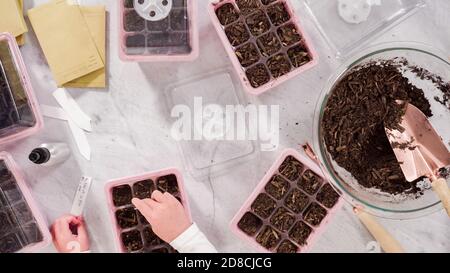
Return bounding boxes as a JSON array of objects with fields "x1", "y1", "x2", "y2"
[
  {"x1": 16, "y1": 0, "x2": 25, "y2": 46},
  {"x1": 28, "y1": 0, "x2": 104, "y2": 87},
  {"x1": 0, "y1": 0, "x2": 28, "y2": 37},
  {"x1": 64, "y1": 6, "x2": 106, "y2": 88}
]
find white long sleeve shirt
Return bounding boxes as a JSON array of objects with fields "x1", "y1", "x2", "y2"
[{"x1": 170, "y1": 223, "x2": 217, "y2": 253}]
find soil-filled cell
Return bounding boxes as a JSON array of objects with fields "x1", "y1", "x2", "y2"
[
  {"x1": 125, "y1": 34, "x2": 146, "y2": 48},
  {"x1": 287, "y1": 44, "x2": 311, "y2": 68},
  {"x1": 251, "y1": 193, "x2": 277, "y2": 219},
  {"x1": 0, "y1": 233, "x2": 22, "y2": 253},
  {"x1": 298, "y1": 170, "x2": 323, "y2": 195},
  {"x1": 236, "y1": 0, "x2": 261, "y2": 15},
  {"x1": 246, "y1": 64, "x2": 270, "y2": 88},
  {"x1": 264, "y1": 175, "x2": 290, "y2": 200},
  {"x1": 1, "y1": 181, "x2": 22, "y2": 205},
  {"x1": 21, "y1": 222, "x2": 43, "y2": 244},
  {"x1": 266, "y1": 2, "x2": 290, "y2": 26},
  {"x1": 284, "y1": 188, "x2": 309, "y2": 214},
  {"x1": 137, "y1": 210, "x2": 149, "y2": 225},
  {"x1": 133, "y1": 180, "x2": 155, "y2": 200},
  {"x1": 267, "y1": 53, "x2": 291, "y2": 78},
  {"x1": 11, "y1": 202, "x2": 33, "y2": 225},
  {"x1": 156, "y1": 174, "x2": 179, "y2": 194},
  {"x1": 173, "y1": 0, "x2": 187, "y2": 7},
  {"x1": 277, "y1": 23, "x2": 301, "y2": 46},
  {"x1": 303, "y1": 203, "x2": 327, "y2": 227},
  {"x1": 289, "y1": 221, "x2": 312, "y2": 246},
  {"x1": 256, "y1": 226, "x2": 281, "y2": 250},
  {"x1": 237, "y1": 212, "x2": 263, "y2": 236},
  {"x1": 143, "y1": 226, "x2": 162, "y2": 247},
  {"x1": 245, "y1": 10, "x2": 270, "y2": 37},
  {"x1": 170, "y1": 9, "x2": 188, "y2": 31},
  {"x1": 115, "y1": 207, "x2": 138, "y2": 229},
  {"x1": 277, "y1": 240, "x2": 298, "y2": 253},
  {"x1": 236, "y1": 42, "x2": 260, "y2": 67},
  {"x1": 121, "y1": 230, "x2": 143, "y2": 252},
  {"x1": 146, "y1": 32, "x2": 172, "y2": 47},
  {"x1": 261, "y1": 0, "x2": 276, "y2": 5},
  {"x1": 124, "y1": 0, "x2": 133, "y2": 8},
  {"x1": 216, "y1": 3, "x2": 240, "y2": 26},
  {"x1": 112, "y1": 185, "x2": 133, "y2": 207},
  {"x1": 270, "y1": 207, "x2": 295, "y2": 232},
  {"x1": 317, "y1": 184, "x2": 340, "y2": 209},
  {"x1": 257, "y1": 32, "x2": 281, "y2": 57},
  {"x1": 0, "y1": 162, "x2": 11, "y2": 181},
  {"x1": 0, "y1": 211, "x2": 14, "y2": 237},
  {"x1": 278, "y1": 156, "x2": 303, "y2": 181},
  {"x1": 124, "y1": 10, "x2": 145, "y2": 32},
  {"x1": 146, "y1": 17, "x2": 169, "y2": 31},
  {"x1": 225, "y1": 22, "x2": 250, "y2": 47}
]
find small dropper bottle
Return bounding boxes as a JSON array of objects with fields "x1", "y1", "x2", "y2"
[{"x1": 29, "y1": 143, "x2": 71, "y2": 166}]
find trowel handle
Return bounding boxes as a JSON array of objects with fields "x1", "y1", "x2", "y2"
[
  {"x1": 354, "y1": 207, "x2": 404, "y2": 253},
  {"x1": 432, "y1": 178, "x2": 450, "y2": 217}
]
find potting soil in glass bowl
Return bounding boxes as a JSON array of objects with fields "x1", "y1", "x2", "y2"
[{"x1": 313, "y1": 42, "x2": 450, "y2": 219}]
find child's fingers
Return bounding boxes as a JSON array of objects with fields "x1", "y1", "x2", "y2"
[
  {"x1": 55, "y1": 219, "x2": 74, "y2": 238},
  {"x1": 143, "y1": 198, "x2": 160, "y2": 210},
  {"x1": 76, "y1": 221, "x2": 89, "y2": 242},
  {"x1": 151, "y1": 190, "x2": 165, "y2": 203},
  {"x1": 132, "y1": 198, "x2": 152, "y2": 213},
  {"x1": 163, "y1": 192, "x2": 179, "y2": 204}
]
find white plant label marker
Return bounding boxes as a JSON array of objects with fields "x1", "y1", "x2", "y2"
[{"x1": 134, "y1": 0, "x2": 173, "y2": 21}]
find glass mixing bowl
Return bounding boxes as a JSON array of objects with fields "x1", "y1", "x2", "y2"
[{"x1": 313, "y1": 42, "x2": 450, "y2": 219}]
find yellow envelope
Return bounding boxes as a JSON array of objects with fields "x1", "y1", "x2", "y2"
[
  {"x1": 0, "y1": 0, "x2": 28, "y2": 37},
  {"x1": 64, "y1": 6, "x2": 106, "y2": 88},
  {"x1": 16, "y1": 0, "x2": 26, "y2": 46},
  {"x1": 28, "y1": 0, "x2": 104, "y2": 87}
]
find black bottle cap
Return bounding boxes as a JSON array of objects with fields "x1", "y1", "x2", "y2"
[{"x1": 29, "y1": 148, "x2": 51, "y2": 164}]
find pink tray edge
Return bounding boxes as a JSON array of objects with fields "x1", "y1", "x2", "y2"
[
  {"x1": 104, "y1": 167, "x2": 192, "y2": 253},
  {"x1": 229, "y1": 148, "x2": 344, "y2": 253}
]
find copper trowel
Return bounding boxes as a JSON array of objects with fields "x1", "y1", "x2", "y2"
[{"x1": 385, "y1": 102, "x2": 450, "y2": 217}]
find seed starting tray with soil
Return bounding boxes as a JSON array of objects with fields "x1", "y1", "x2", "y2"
[
  {"x1": 0, "y1": 152, "x2": 51, "y2": 253},
  {"x1": 105, "y1": 168, "x2": 191, "y2": 253},
  {"x1": 209, "y1": 0, "x2": 318, "y2": 95},
  {"x1": 230, "y1": 149, "x2": 343, "y2": 253},
  {"x1": 119, "y1": 0, "x2": 199, "y2": 61}
]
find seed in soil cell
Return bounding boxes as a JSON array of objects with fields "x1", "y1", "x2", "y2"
[
  {"x1": 147, "y1": 17, "x2": 169, "y2": 31},
  {"x1": 112, "y1": 185, "x2": 132, "y2": 207},
  {"x1": 143, "y1": 227, "x2": 162, "y2": 246},
  {"x1": 236, "y1": 43, "x2": 260, "y2": 67},
  {"x1": 245, "y1": 10, "x2": 270, "y2": 36},
  {"x1": 124, "y1": 10, "x2": 145, "y2": 32},
  {"x1": 298, "y1": 170, "x2": 323, "y2": 195},
  {"x1": 303, "y1": 203, "x2": 327, "y2": 227},
  {"x1": 257, "y1": 32, "x2": 281, "y2": 57},
  {"x1": 0, "y1": 233, "x2": 22, "y2": 253},
  {"x1": 216, "y1": 3, "x2": 240, "y2": 25},
  {"x1": 289, "y1": 221, "x2": 312, "y2": 246},
  {"x1": 277, "y1": 240, "x2": 298, "y2": 253},
  {"x1": 261, "y1": 0, "x2": 277, "y2": 5},
  {"x1": 267, "y1": 2, "x2": 290, "y2": 26},
  {"x1": 270, "y1": 207, "x2": 295, "y2": 232},
  {"x1": 277, "y1": 23, "x2": 301, "y2": 46},
  {"x1": 170, "y1": 9, "x2": 188, "y2": 31},
  {"x1": 284, "y1": 188, "x2": 309, "y2": 214},
  {"x1": 115, "y1": 207, "x2": 138, "y2": 229},
  {"x1": 237, "y1": 212, "x2": 263, "y2": 236},
  {"x1": 251, "y1": 193, "x2": 277, "y2": 219},
  {"x1": 156, "y1": 174, "x2": 179, "y2": 194},
  {"x1": 256, "y1": 226, "x2": 281, "y2": 250},
  {"x1": 265, "y1": 175, "x2": 290, "y2": 200},
  {"x1": 236, "y1": 0, "x2": 261, "y2": 15},
  {"x1": 121, "y1": 230, "x2": 143, "y2": 252},
  {"x1": 267, "y1": 53, "x2": 291, "y2": 78},
  {"x1": 133, "y1": 180, "x2": 155, "y2": 200},
  {"x1": 246, "y1": 64, "x2": 270, "y2": 88},
  {"x1": 279, "y1": 156, "x2": 303, "y2": 181},
  {"x1": 225, "y1": 22, "x2": 250, "y2": 47},
  {"x1": 317, "y1": 184, "x2": 340, "y2": 209},
  {"x1": 287, "y1": 44, "x2": 311, "y2": 68}
]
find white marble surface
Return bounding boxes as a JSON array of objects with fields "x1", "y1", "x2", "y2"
[{"x1": 6, "y1": 0, "x2": 449, "y2": 253}]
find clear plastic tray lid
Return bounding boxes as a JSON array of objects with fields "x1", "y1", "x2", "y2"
[
  {"x1": 166, "y1": 69, "x2": 258, "y2": 178},
  {"x1": 303, "y1": 0, "x2": 426, "y2": 58}
]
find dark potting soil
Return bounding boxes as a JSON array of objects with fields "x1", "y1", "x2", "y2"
[
  {"x1": 266, "y1": 2, "x2": 290, "y2": 26},
  {"x1": 236, "y1": 0, "x2": 261, "y2": 15},
  {"x1": 265, "y1": 175, "x2": 290, "y2": 200},
  {"x1": 236, "y1": 42, "x2": 260, "y2": 67},
  {"x1": 284, "y1": 188, "x2": 309, "y2": 214},
  {"x1": 298, "y1": 170, "x2": 323, "y2": 195},
  {"x1": 0, "y1": 233, "x2": 22, "y2": 253},
  {"x1": 116, "y1": 207, "x2": 138, "y2": 229},
  {"x1": 277, "y1": 23, "x2": 301, "y2": 47},
  {"x1": 322, "y1": 60, "x2": 433, "y2": 195},
  {"x1": 133, "y1": 180, "x2": 155, "y2": 200},
  {"x1": 246, "y1": 64, "x2": 270, "y2": 88},
  {"x1": 251, "y1": 193, "x2": 277, "y2": 219},
  {"x1": 121, "y1": 230, "x2": 143, "y2": 252},
  {"x1": 216, "y1": 3, "x2": 240, "y2": 25},
  {"x1": 288, "y1": 221, "x2": 311, "y2": 246},
  {"x1": 225, "y1": 22, "x2": 250, "y2": 47},
  {"x1": 270, "y1": 207, "x2": 295, "y2": 232},
  {"x1": 257, "y1": 32, "x2": 281, "y2": 57},
  {"x1": 316, "y1": 184, "x2": 340, "y2": 209},
  {"x1": 303, "y1": 203, "x2": 327, "y2": 227},
  {"x1": 278, "y1": 156, "x2": 303, "y2": 181},
  {"x1": 255, "y1": 226, "x2": 281, "y2": 250},
  {"x1": 267, "y1": 53, "x2": 291, "y2": 78},
  {"x1": 277, "y1": 240, "x2": 298, "y2": 253},
  {"x1": 288, "y1": 44, "x2": 311, "y2": 68},
  {"x1": 112, "y1": 185, "x2": 132, "y2": 207},
  {"x1": 246, "y1": 11, "x2": 270, "y2": 36},
  {"x1": 156, "y1": 174, "x2": 179, "y2": 194},
  {"x1": 143, "y1": 226, "x2": 162, "y2": 247},
  {"x1": 237, "y1": 212, "x2": 263, "y2": 236},
  {"x1": 261, "y1": 0, "x2": 277, "y2": 6},
  {"x1": 137, "y1": 210, "x2": 149, "y2": 225}
]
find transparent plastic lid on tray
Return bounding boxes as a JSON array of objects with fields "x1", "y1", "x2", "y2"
[
  {"x1": 0, "y1": 33, "x2": 43, "y2": 146},
  {"x1": 119, "y1": 0, "x2": 199, "y2": 62},
  {"x1": 165, "y1": 69, "x2": 258, "y2": 179},
  {"x1": 303, "y1": 0, "x2": 426, "y2": 58}
]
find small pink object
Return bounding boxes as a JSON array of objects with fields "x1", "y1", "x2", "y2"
[
  {"x1": 104, "y1": 168, "x2": 192, "y2": 253},
  {"x1": 230, "y1": 148, "x2": 343, "y2": 253},
  {"x1": 0, "y1": 33, "x2": 43, "y2": 146},
  {"x1": 208, "y1": 0, "x2": 318, "y2": 95},
  {"x1": 0, "y1": 152, "x2": 52, "y2": 253},
  {"x1": 119, "y1": 0, "x2": 199, "y2": 62}
]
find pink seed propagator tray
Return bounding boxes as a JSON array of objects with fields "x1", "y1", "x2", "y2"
[
  {"x1": 209, "y1": 0, "x2": 318, "y2": 95},
  {"x1": 119, "y1": 0, "x2": 199, "y2": 62},
  {"x1": 0, "y1": 152, "x2": 51, "y2": 253},
  {"x1": 230, "y1": 149, "x2": 344, "y2": 253},
  {"x1": 0, "y1": 33, "x2": 43, "y2": 146},
  {"x1": 105, "y1": 168, "x2": 192, "y2": 253}
]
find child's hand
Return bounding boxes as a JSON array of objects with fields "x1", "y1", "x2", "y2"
[
  {"x1": 132, "y1": 190, "x2": 192, "y2": 243},
  {"x1": 51, "y1": 215, "x2": 90, "y2": 253}
]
